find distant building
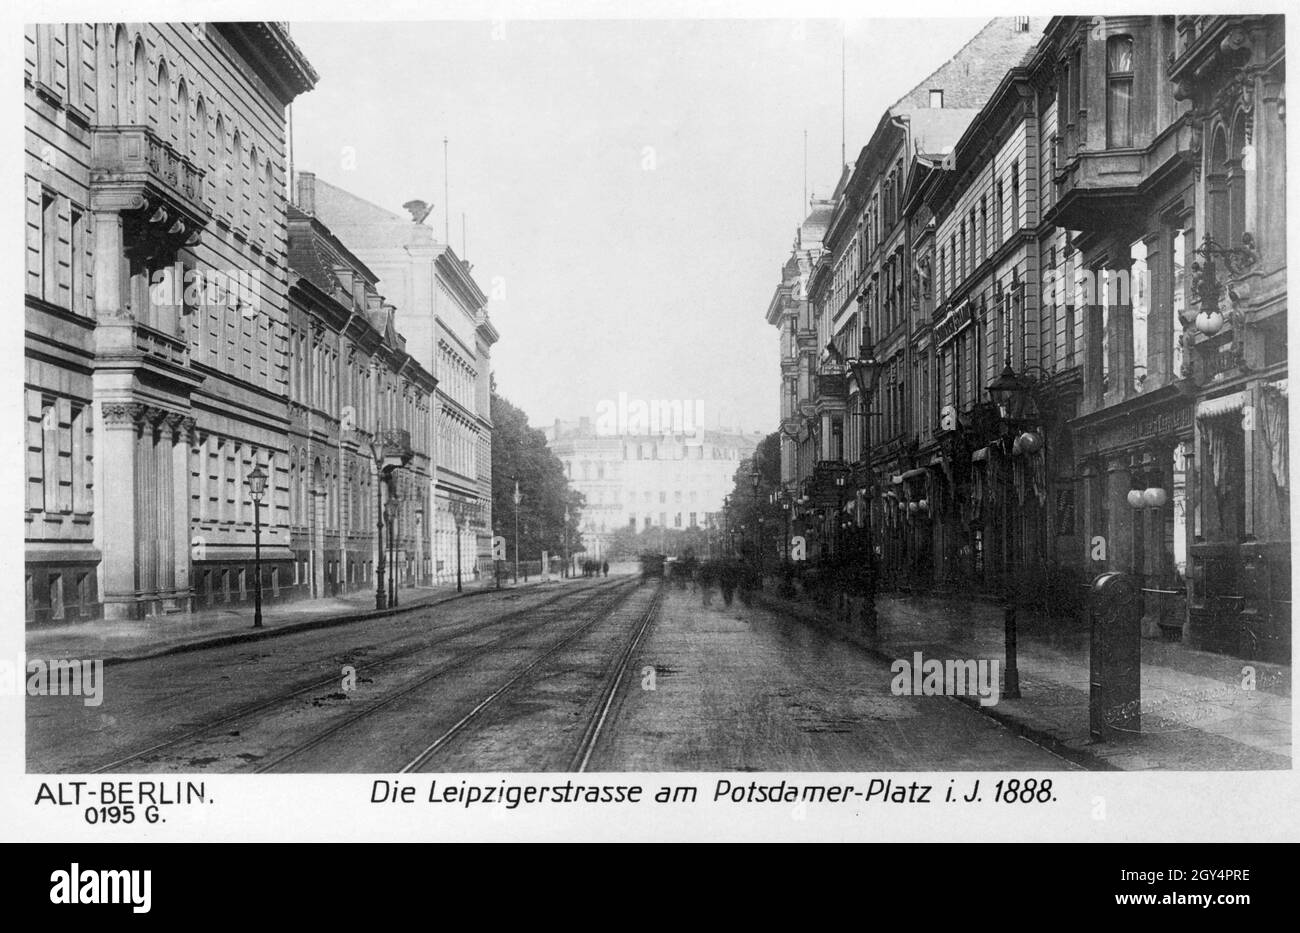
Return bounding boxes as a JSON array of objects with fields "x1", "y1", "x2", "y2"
[
  {"x1": 544, "y1": 418, "x2": 760, "y2": 558},
  {"x1": 308, "y1": 175, "x2": 498, "y2": 586}
]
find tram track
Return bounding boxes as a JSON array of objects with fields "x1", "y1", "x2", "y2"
[
  {"x1": 87, "y1": 578, "x2": 625, "y2": 773},
  {"x1": 256, "y1": 579, "x2": 640, "y2": 773},
  {"x1": 400, "y1": 584, "x2": 662, "y2": 773}
]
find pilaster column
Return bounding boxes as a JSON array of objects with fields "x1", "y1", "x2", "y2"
[
  {"x1": 91, "y1": 210, "x2": 126, "y2": 320},
  {"x1": 173, "y1": 416, "x2": 196, "y2": 605},
  {"x1": 1105, "y1": 455, "x2": 1133, "y2": 571},
  {"x1": 1144, "y1": 232, "x2": 1171, "y2": 390},
  {"x1": 1107, "y1": 267, "x2": 1134, "y2": 406},
  {"x1": 97, "y1": 402, "x2": 142, "y2": 619}
]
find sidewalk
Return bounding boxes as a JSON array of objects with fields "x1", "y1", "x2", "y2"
[
  {"x1": 759, "y1": 587, "x2": 1291, "y2": 771},
  {"x1": 26, "y1": 574, "x2": 571, "y2": 665}
]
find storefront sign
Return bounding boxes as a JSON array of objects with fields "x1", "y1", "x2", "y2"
[{"x1": 934, "y1": 301, "x2": 974, "y2": 347}]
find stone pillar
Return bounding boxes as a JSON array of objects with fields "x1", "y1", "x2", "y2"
[
  {"x1": 312, "y1": 487, "x2": 325, "y2": 598},
  {"x1": 135, "y1": 416, "x2": 159, "y2": 611},
  {"x1": 1243, "y1": 382, "x2": 1257, "y2": 541},
  {"x1": 1105, "y1": 456, "x2": 1133, "y2": 572},
  {"x1": 1083, "y1": 302, "x2": 1105, "y2": 412},
  {"x1": 98, "y1": 402, "x2": 142, "y2": 619},
  {"x1": 92, "y1": 210, "x2": 125, "y2": 319},
  {"x1": 172, "y1": 416, "x2": 195, "y2": 608},
  {"x1": 1144, "y1": 232, "x2": 1171, "y2": 390},
  {"x1": 1107, "y1": 265, "x2": 1134, "y2": 406}
]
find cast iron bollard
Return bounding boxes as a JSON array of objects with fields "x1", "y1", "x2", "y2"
[{"x1": 1089, "y1": 571, "x2": 1141, "y2": 740}]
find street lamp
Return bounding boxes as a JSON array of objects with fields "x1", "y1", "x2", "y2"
[
  {"x1": 845, "y1": 331, "x2": 884, "y2": 626},
  {"x1": 722, "y1": 494, "x2": 732, "y2": 556},
  {"x1": 985, "y1": 349, "x2": 1036, "y2": 701},
  {"x1": 451, "y1": 501, "x2": 465, "y2": 593},
  {"x1": 513, "y1": 480, "x2": 522, "y2": 585},
  {"x1": 247, "y1": 462, "x2": 268, "y2": 628},
  {"x1": 750, "y1": 462, "x2": 761, "y2": 573},
  {"x1": 384, "y1": 493, "x2": 400, "y2": 608}
]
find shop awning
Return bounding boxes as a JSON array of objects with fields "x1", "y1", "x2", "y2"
[
  {"x1": 900, "y1": 467, "x2": 928, "y2": 481},
  {"x1": 1196, "y1": 391, "x2": 1245, "y2": 420},
  {"x1": 971, "y1": 446, "x2": 990, "y2": 463}
]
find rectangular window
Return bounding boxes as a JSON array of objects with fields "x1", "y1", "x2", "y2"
[
  {"x1": 1171, "y1": 227, "x2": 1189, "y2": 378},
  {"x1": 41, "y1": 190, "x2": 58, "y2": 304},
  {"x1": 70, "y1": 402, "x2": 88, "y2": 513},
  {"x1": 929, "y1": 89, "x2": 943, "y2": 109},
  {"x1": 69, "y1": 206, "x2": 83, "y2": 315},
  {"x1": 1069, "y1": 49, "x2": 1082, "y2": 120},
  {"x1": 1130, "y1": 238, "x2": 1149, "y2": 393},
  {"x1": 49, "y1": 574, "x2": 64, "y2": 621},
  {"x1": 995, "y1": 181, "x2": 1004, "y2": 247},
  {"x1": 65, "y1": 24, "x2": 83, "y2": 111},
  {"x1": 1010, "y1": 163, "x2": 1021, "y2": 234},
  {"x1": 1107, "y1": 36, "x2": 1134, "y2": 148},
  {"x1": 40, "y1": 397, "x2": 58, "y2": 512}
]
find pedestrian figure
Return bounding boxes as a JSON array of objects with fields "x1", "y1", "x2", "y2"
[
  {"x1": 601, "y1": 560, "x2": 608, "y2": 577},
  {"x1": 720, "y1": 559, "x2": 738, "y2": 608},
  {"x1": 698, "y1": 560, "x2": 717, "y2": 607}
]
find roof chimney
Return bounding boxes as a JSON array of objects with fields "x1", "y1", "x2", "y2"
[{"x1": 296, "y1": 171, "x2": 316, "y2": 214}]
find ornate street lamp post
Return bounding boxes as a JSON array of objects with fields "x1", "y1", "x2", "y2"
[
  {"x1": 722, "y1": 494, "x2": 731, "y2": 556},
  {"x1": 845, "y1": 333, "x2": 883, "y2": 626},
  {"x1": 513, "y1": 480, "x2": 522, "y2": 585},
  {"x1": 247, "y1": 463, "x2": 268, "y2": 628},
  {"x1": 986, "y1": 350, "x2": 1034, "y2": 701},
  {"x1": 452, "y1": 501, "x2": 465, "y2": 594},
  {"x1": 749, "y1": 463, "x2": 761, "y2": 573},
  {"x1": 384, "y1": 494, "x2": 400, "y2": 608}
]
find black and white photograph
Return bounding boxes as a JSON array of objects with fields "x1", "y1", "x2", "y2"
[{"x1": 5, "y1": 1, "x2": 1297, "y2": 858}]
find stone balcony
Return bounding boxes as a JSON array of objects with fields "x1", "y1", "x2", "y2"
[
  {"x1": 374, "y1": 428, "x2": 414, "y2": 471},
  {"x1": 90, "y1": 126, "x2": 209, "y2": 238},
  {"x1": 133, "y1": 321, "x2": 190, "y2": 368},
  {"x1": 1045, "y1": 119, "x2": 1195, "y2": 234}
]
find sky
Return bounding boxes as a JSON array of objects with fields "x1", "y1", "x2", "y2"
[{"x1": 288, "y1": 17, "x2": 985, "y2": 434}]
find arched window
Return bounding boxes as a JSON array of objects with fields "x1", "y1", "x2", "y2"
[
  {"x1": 157, "y1": 61, "x2": 171, "y2": 140},
  {"x1": 132, "y1": 38, "x2": 147, "y2": 124},
  {"x1": 1106, "y1": 35, "x2": 1134, "y2": 148},
  {"x1": 264, "y1": 157, "x2": 275, "y2": 210},
  {"x1": 1208, "y1": 127, "x2": 1229, "y2": 246},
  {"x1": 1228, "y1": 113, "x2": 1248, "y2": 246},
  {"x1": 214, "y1": 114, "x2": 228, "y2": 205},
  {"x1": 232, "y1": 128, "x2": 245, "y2": 225},
  {"x1": 114, "y1": 27, "x2": 130, "y2": 121},
  {"x1": 195, "y1": 96, "x2": 209, "y2": 173},
  {"x1": 176, "y1": 78, "x2": 190, "y2": 154}
]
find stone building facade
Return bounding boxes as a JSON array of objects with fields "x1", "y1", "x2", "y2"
[
  {"x1": 284, "y1": 202, "x2": 436, "y2": 602},
  {"x1": 764, "y1": 15, "x2": 1288, "y2": 661},
  {"x1": 24, "y1": 22, "x2": 316, "y2": 623},
  {"x1": 308, "y1": 175, "x2": 498, "y2": 587}
]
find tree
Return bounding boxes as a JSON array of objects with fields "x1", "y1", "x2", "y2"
[
  {"x1": 724, "y1": 431, "x2": 784, "y2": 561},
  {"x1": 490, "y1": 390, "x2": 584, "y2": 562}
]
